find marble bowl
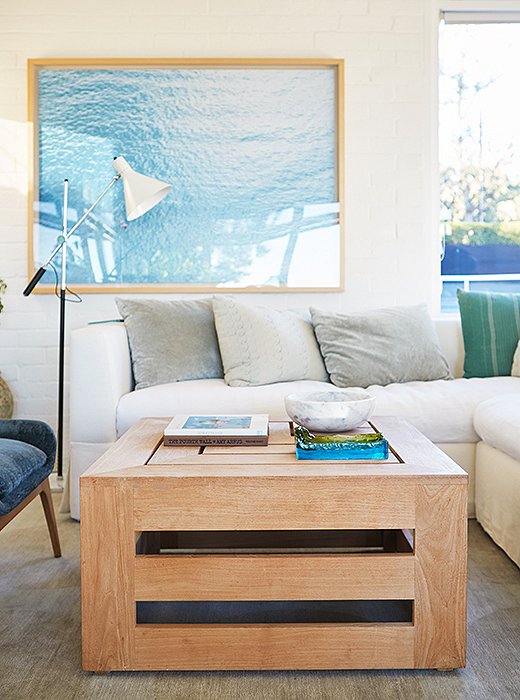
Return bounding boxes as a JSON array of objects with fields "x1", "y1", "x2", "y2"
[{"x1": 284, "y1": 389, "x2": 376, "y2": 433}]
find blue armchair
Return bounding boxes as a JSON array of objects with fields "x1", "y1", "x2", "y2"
[{"x1": 0, "y1": 420, "x2": 61, "y2": 557}]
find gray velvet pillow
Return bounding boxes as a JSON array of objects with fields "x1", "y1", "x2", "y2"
[
  {"x1": 115, "y1": 298, "x2": 223, "y2": 390},
  {"x1": 310, "y1": 304, "x2": 452, "y2": 388}
]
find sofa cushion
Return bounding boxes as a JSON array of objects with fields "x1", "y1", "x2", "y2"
[
  {"x1": 116, "y1": 375, "x2": 520, "y2": 444},
  {"x1": 457, "y1": 289, "x2": 520, "y2": 378},
  {"x1": 366, "y1": 376, "x2": 520, "y2": 443},
  {"x1": 116, "y1": 378, "x2": 333, "y2": 436},
  {"x1": 213, "y1": 297, "x2": 328, "y2": 387},
  {"x1": 311, "y1": 304, "x2": 451, "y2": 388},
  {"x1": 116, "y1": 298, "x2": 223, "y2": 390},
  {"x1": 473, "y1": 394, "x2": 520, "y2": 462}
]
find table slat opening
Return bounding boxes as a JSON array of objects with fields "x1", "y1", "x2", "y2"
[
  {"x1": 135, "y1": 529, "x2": 414, "y2": 555},
  {"x1": 136, "y1": 600, "x2": 413, "y2": 625}
]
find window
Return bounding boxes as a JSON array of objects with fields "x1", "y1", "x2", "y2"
[{"x1": 439, "y1": 13, "x2": 520, "y2": 311}]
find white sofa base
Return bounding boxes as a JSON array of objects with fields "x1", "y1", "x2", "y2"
[
  {"x1": 65, "y1": 441, "x2": 113, "y2": 518},
  {"x1": 437, "y1": 442, "x2": 476, "y2": 518},
  {"x1": 476, "y1": 442, "x2": 520, "y2": 568}
]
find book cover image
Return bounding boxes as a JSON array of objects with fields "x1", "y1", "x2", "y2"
[{"x1": 183, "y1": 416, "x2": 252, "y2": 431}]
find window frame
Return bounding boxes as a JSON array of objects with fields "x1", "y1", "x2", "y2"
[{"x1": 436, "y1": 1, "x2": 520, "y2": 311}]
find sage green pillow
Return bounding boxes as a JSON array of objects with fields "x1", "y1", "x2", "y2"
[
  {"x1": 457, "y1": 289, "x2": 520, "y2": 378},
  {"x1": 116, "y1": 298, "x2": 223, "y2": 390},
  {"x1": 310, "y1": 304, "x2": 451, "y2": 388}
]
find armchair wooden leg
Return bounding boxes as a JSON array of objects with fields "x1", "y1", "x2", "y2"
[{"x1": 40, "y1": 478, "x2": 62, "y2": 558}]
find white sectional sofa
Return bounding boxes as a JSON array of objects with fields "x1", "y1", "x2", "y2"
[{"x1": 69, "y1": 315, "x2": 520, "y2": 567}]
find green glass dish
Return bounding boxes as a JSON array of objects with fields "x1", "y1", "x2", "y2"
[{"x1": 294, "y1": 425, "x2": 389, "y2": 461}]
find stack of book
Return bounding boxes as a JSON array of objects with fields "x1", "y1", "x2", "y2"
[{"x1": 163, "y1": 414, "x2": 269, "y2": 447}]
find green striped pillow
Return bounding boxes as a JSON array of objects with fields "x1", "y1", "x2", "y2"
[{"x1": 457, "y1": 289, "x2": 520, "y2": 378}]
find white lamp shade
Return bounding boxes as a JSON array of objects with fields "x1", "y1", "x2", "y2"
[{"x1": 113, "y1": 156, "x2": 172, "y2": 221}]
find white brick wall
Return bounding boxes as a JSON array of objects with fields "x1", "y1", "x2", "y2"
[{"x1": 0, "y1": 0, "x2": 441, "y2": 451}]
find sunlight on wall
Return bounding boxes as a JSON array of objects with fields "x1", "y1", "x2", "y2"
[{"x1": 0, "y1": 118, "x2": 28, "y2": 195}]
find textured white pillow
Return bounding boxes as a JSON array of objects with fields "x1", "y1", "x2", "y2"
[
  {"x1": 213, "y1": 297, "x2": 329, "y2": 387},
  {"x1": 512, "y1": 341, "x2": 520, "y2": 377}
]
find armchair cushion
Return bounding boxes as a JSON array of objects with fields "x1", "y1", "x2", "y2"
[
  {"x1": 0, "y1": 419, "x2": 57, "y2": 461},
  {"x1": 0, "y1": 420, "x2": 57, "y2": 516},
  {"x1": 0, "y1": 440, "x2": 48, "y2": 515}
]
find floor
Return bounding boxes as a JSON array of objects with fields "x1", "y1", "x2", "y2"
[{"x1": 1, "y1": 496, "x2": 519, "y2": 700}]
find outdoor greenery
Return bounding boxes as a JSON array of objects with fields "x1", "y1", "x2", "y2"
[
  {"x1": 441, "y1": 157, "x2": 520, "y2": 247},
  {"x1": 446, "y1": 221, "x2": 520, "y2": 247},
  {"x1": 441, "y1": 164, "x2": 520, "y2": 228},
  {"x1": 440, "y1": 28, "x2": 520, "y2": 250}
]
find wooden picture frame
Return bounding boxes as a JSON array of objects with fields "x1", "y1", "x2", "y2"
[{"x1": 28, "y1": 58, "x2": 344, "y2": 294}]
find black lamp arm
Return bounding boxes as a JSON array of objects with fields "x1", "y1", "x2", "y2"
[{"x1": 23, "y1": 266, "x2": 47, "y2": 296}]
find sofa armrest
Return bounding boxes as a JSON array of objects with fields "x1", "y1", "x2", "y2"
[{"x1": 70, "y1": 322, "x2": 133, "y2": 444}]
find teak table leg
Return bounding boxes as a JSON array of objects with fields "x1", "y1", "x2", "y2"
[
  {"x1": 414, "y1": 481, "x2": 467, "y2": 669},
  {"x1": 81, "y1": 478, "x2": 135, "y2": 672}
]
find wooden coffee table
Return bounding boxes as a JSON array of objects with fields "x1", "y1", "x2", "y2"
[{"x1": 80, "y1": 416, "x2": 467, "y2": 672}]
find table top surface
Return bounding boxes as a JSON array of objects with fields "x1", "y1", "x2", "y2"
[{"x1": 82, "y1": 416, "x2": 468, "y2": 481}]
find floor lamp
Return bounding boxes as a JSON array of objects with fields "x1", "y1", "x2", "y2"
[{"x1": 23, "y1": 156, "x2": 172, "y2": 483}]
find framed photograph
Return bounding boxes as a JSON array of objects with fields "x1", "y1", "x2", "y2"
[{"x1": 28, "y1": 58, "x2": 344, "y2": 293}]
